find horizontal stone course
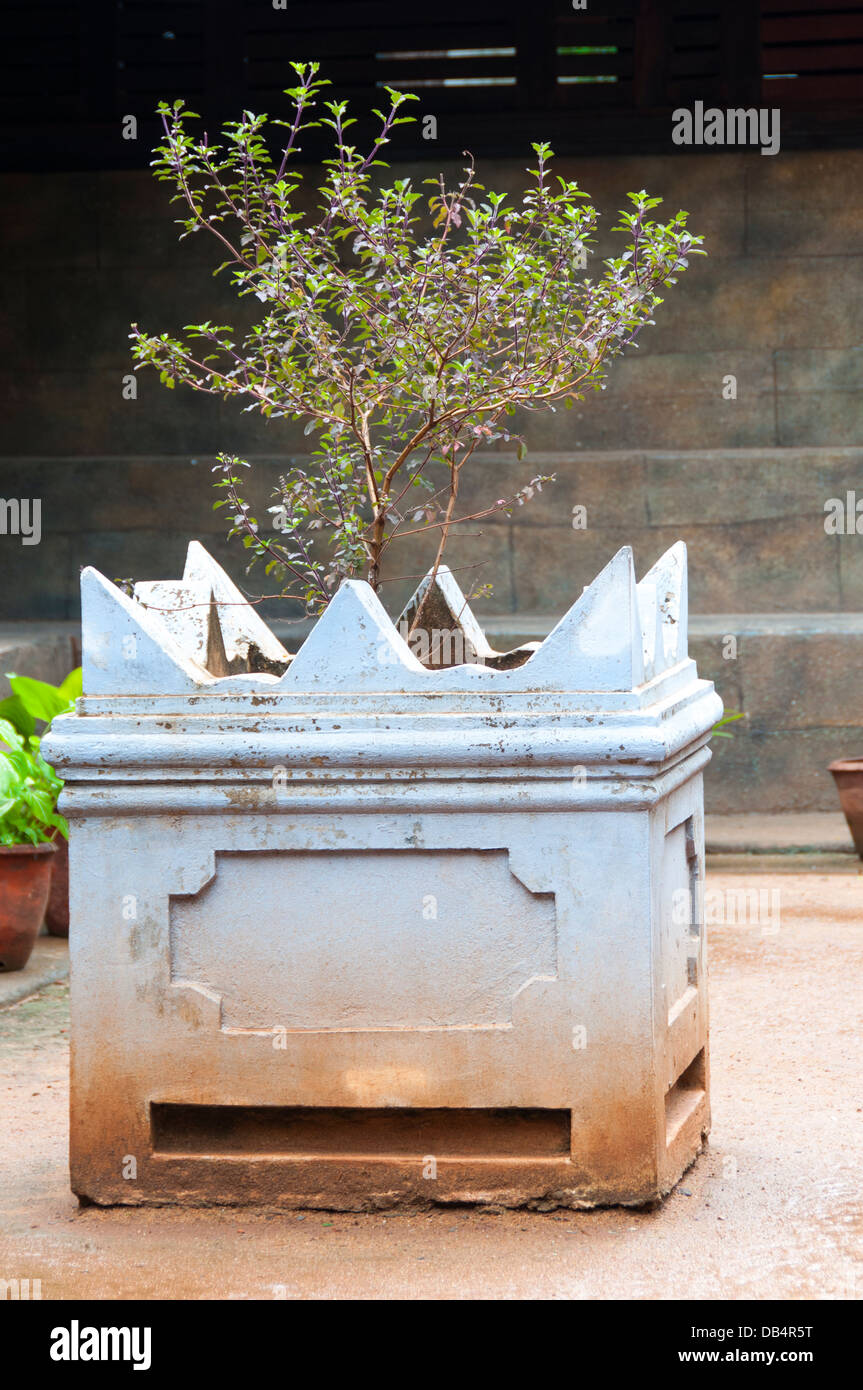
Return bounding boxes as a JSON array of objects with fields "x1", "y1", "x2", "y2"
[
  {"x1": 704, "y1": 727, "x2": 863, "y2": 815},
  {"x1": 1, "y1": 145, "x2": 860, "y2": 815},
  {"x1": 776, "y1": 348, "x2": 863, "y2": 394},
  {"x1": 2, "y1": 448, "x2": 860, "y2": 620},
  {"x1": 480, "y1": 615, "x2": 863, "y2": 814},
  {"x1": 7, "y1": 609, "x2": 859, "y2": 814},
  {"x1": 0, "y1": 623, "x2": 80, "y2": 699},
  {"x1": 745, "y1": 150, "x2": 863, "y2": 258},
  {"x1": 1, "y1": 148, "x2": 860, "y2": 459}
]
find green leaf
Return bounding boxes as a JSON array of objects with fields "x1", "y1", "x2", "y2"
[
  {"x1": 58, "y1": 667, "x2": 82, "y2": 702},
  {"x1": 22, "y1": 786, "x2": 54, "y2": 822},
  {"x1": 0, "y1": 717, "x2": 25, "y2": 751},
  {"x1": 1, "y1": 746, "x2": 30, "y2": 777},
  {"x1": 711, "y1": 711, "x2": 746, "y2": 739},
  {"x1": 0, "y1": 694, "x2": 36, "y2": 739},
  {"x1": 7, "y1": 675, "x2": 69, "y2": 724}
]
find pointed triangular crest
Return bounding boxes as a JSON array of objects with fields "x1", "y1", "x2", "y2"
[
  {"x1": 636, "y1": 574, "x2": 662, "y2": 679},
  {"x1": 134, "y1": 578, "x2": 235, "y2": 676},
  {"x1": 81, "y1": 568, "x2": 211, "y2": 695},
  {"x1": 285, "y1": 580, "x2": 426, "y2": 690},
  {"x1": 183, "y1": 540, "x2": 291, "y2": 672},
  {"x1": 522, "y1": 547, "x2": 645, "y2": 690},
  {"x1": 133, "y1": 579, "x2": 214, "y2": 670},
  {"x1": 396, "y1": 565, "x2": 540, "y2": 671},
  {"x1": 396, "y1": 565, "x2": 493, "y2": 665},
  {"x1": 78, "y1": 543, "x2": 691, "y2": 698},
  {"x1": 637, "y1": 542, "x2": 688, "y2": 679}
]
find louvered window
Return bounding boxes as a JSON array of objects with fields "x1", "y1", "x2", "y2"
[{"x1": 2, "y1": 0, "x2": 861, "y2": 169}]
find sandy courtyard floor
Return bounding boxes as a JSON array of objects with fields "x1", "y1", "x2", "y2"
[{"x1": 1, "y1": 868, "x2": 861, "y2": 1300}]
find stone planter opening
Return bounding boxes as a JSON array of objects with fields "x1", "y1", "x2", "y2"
[{"x1": 44, "y1": 538, "x2": 722, "y2": 1210}]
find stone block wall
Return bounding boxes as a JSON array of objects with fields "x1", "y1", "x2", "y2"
[
  {"x1": 2, "y1": 447, "x2": 862, "y2": 622},
  {"x1": 1, "y1": 146, "x2": 862, "y2": 810},
  {"x1": 2, "y1": 147, "x2": 861, "y2": 464}
]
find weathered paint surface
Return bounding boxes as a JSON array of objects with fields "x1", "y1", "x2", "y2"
[{"x1": 43, "y1": 541, "x2": 721, "y2": 1209}]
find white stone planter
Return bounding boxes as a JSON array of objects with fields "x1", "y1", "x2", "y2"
[{"x1": 44, "y1": 540, "x2": 722, "y2": 1210}]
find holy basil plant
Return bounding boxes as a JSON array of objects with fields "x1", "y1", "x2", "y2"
[
  {"x1": 0, "y1": 669, "x2": 80, "y2": 846},
  {"x1": 131, "y1": 63, "x2": 704, "y2": 613}
]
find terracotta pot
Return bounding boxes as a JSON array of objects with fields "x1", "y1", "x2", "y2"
[
  {"x1": 0, "y1": 843, "x2": 56, "y2": 972},
  {"x1": 45, "y1": 834, "x2": 69, "y2": 937},
  {"x1": 828, "y1": 759, "x2": 863, "y2": 859}
]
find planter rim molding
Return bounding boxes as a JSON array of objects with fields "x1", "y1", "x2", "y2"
[
  {"x1": 44, "y1": 540, "x2": 723, "y2": 809},
  {"x1": 73, "y1": 539, "x2": 696, "y2": 696},
  {"x1": 0, "y1": 841, "x2": 57, "y2": 856}
]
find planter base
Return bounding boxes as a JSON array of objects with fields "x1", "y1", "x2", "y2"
[{"x1": 74, "y1": 1132, "x2": 708, "y2": 1213}]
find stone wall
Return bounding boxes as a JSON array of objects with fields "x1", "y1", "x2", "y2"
[
  {"x1": 2, "y1": 147, "x2": 861, "y2": 614},
  {"x1": 2, "y1": 146, "x2": 862, "y2": 810},
  {"x1": 3, "y1": 446, "x2": 862, "y2": 622}
]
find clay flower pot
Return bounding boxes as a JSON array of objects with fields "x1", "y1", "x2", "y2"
[
  {"x1": 45, "y1": 834, "x2": 69, "y2": 937},
  {"x1": 829, "y1": 759, "x2": 863, "y2": 859},
  {"x1": 0, "y1": 843, "x2": 56, "y2": 972}
]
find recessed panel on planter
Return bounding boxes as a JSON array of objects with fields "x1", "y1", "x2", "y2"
[
  {"x1": 661, "y1": 817, "x2": 705, "y2": 1089},
  {"x1": 662, "y1": 819, "x2": 700, "y2": 1016},
  {"x1": 170, "y1": 849, "x2": 557, "y2": 1031}
]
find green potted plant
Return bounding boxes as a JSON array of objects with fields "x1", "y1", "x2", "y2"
[{"x1": 0, "y1": 669, "x2": 79, "y2": 953}]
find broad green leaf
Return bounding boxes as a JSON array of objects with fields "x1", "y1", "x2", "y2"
[
  {"x1": 0, "y1": 694, "x2": 35, "y2": 739},
  {"x1": 22, "y1": 786, "x2": 54, "y2": 822},
  {"x1": 7, "y1": 675, "x2": 70, "y2": 724},
  {"x1": 0, "y1": 717, "x2": 24, "y2": 751},
  {"x1": 58, "y1": 667, "x2": 83, "y2": 702}
]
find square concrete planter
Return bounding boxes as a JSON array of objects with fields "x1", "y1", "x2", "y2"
[{"x1": 44, "y1": 540, "x2": 721, "y2": 1210}]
